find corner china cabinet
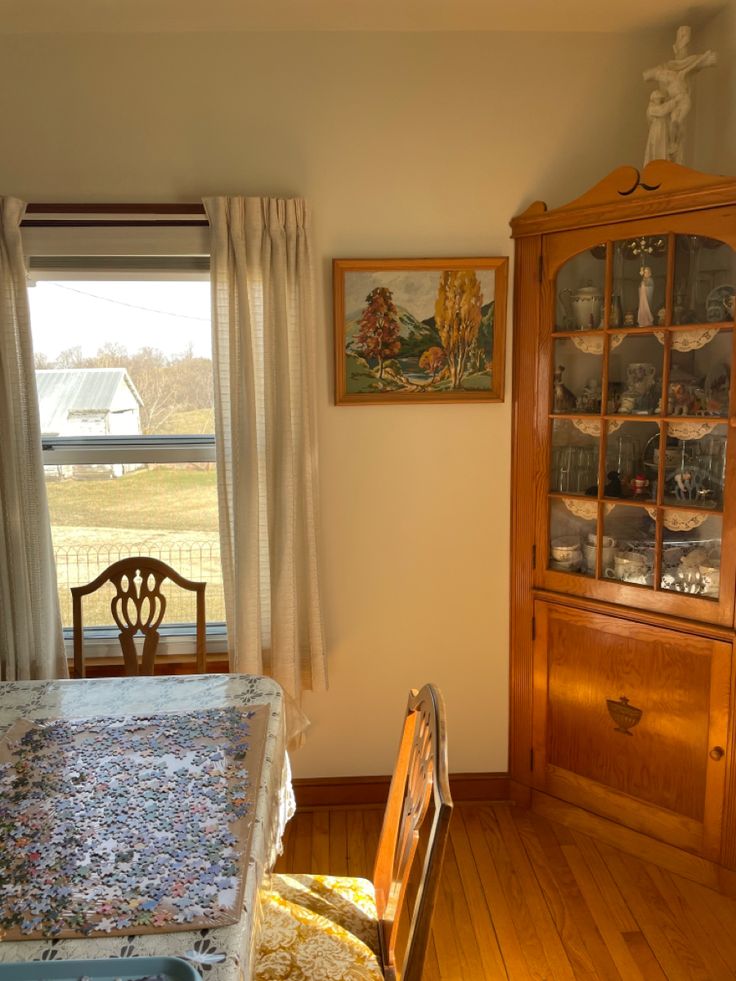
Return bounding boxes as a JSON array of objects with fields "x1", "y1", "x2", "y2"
[{"x1": 510, "y1": 162, "x2": 736, "y2": 882}]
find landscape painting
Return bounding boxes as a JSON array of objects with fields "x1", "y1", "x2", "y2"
[{"x1": 333, "y1": 257, "x2": 508, "y2": 404}]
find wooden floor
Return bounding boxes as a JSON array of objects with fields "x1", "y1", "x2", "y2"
[{"x1": 274, "y1": 801, "x2": 736, "y2": 980}]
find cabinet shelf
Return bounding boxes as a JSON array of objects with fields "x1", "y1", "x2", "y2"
[
  {"x1": 547, "y1": 492, "x2": 724, "y2": 516},
  {"x1": 552, "y1": 321, "x2": 734, "y2": 337},
  {"x1": 549, "y1": 413, "x2": 730, "y2": 423}
]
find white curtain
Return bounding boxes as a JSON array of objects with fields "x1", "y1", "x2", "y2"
[
  {"x1": 0, "y1": 197, "x2": 67, "y2": 681},
  {"x1": 204, "y1": 197, "x2": 326, "y2": 705}
]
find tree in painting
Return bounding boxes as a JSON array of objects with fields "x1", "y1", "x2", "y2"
[
  {"x1": 355, "y1": 286, "x2": 402, "y2": 380},
  {"x1": 418, "y1": 345, "x2": 447, "y2": 384},
  {"x1": 434, "y1": 270, "x2": 483, "y2": 389}
]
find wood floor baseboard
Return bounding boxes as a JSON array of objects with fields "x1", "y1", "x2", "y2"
[{"x1": 292, "y1": 771, "x2": 510, "y2": 808}]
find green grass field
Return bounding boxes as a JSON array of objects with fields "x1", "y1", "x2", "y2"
[
  {"x1": 47, "y1": 467, "x2": 219, "y2": 532},
  {"x1": 47, "y1": 466, "x2": 224, "y2": 626}
]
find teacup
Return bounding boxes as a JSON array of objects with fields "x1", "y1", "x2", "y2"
[
  {"x1": 605, "y1": 552, "x2": 647, "y2": 582},
  {"x1": 584, "y1": 542, "x2": 616, "y2": 573},
  {"x1": 699, "y1": 563, "x2": 720, "y2": 596},
  {"x1": 587, "y1": 533, "x2": 615, "y2": 548},
  {"x1": 551, "y1": 536, "x2": 581, "y2": 562}
]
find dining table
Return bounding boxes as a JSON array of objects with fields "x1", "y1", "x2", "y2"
[{"x1": 0, "y1": 673, "x2": 294, "y2": 981}]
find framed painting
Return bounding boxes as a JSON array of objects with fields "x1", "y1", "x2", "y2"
[{"x1": 333, "y1": 257, "x2": 508, "y2": 405}]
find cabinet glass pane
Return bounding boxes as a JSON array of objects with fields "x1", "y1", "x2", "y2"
[
  {"x1": 549, "y1": 498, "x2": 596, "y2": 576},
  {"x1": 556, "y1": 246, "x2": 606, "y2": 331},
  {"x1": 601, "y1": 504, "x2": 656, "y2": 587},
  {"x1": 605, "y1": 420, "x2": 659, "y2": 500},
  {"x1": 552, "y1": 338, "x2": 603, "y2": 414},
  {"x1": 660, "y1": 512, "x2": 722, "y2": 598},
  {"x1": 659, "y1": 422, "x2": 728, "y2": 509},
  {"x1": 612, "y1": 236, "x2": 668, "y2": 328},
  {"x1": 550, "y1": 419, "x2": 600, "y2": 494},
  {"x1": 607, "y1": 334, "x2": 664, "y2": 415},
  {"x1": 668, "y1": 328, "x2": 731, "y2": 417},
  {"x1": 673, "y1": 236, "x2": 736, "y2": 325}
]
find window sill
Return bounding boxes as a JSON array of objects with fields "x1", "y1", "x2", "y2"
[
  {"x1": 66, "y1": 652, "x2": 231, "y2": 678},
  {"x1": 63, "y1": 624, "x2": 230, "y2": 677}
]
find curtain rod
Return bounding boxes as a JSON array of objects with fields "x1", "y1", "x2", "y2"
[
  {"x1": 22, "y1": 203, "x2": 208, "y2": 227},
  {"x1": 25, "y1": 204, "x2": 207, "y2": 214}
]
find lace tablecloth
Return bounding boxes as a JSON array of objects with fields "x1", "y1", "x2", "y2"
[{"x1": 0, "y1": 674, "x2": 294, "y2": 980}]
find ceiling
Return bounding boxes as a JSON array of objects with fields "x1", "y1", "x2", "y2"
[{"x1": 0, "y1": 0, "x2": 726, "y2": 34}]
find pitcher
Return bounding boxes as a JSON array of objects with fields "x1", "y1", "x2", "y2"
[{"x1": 559, "y1": 284, "x2": 603, "y2": 330}]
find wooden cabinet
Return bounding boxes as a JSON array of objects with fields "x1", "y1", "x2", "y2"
[
  {"x1": 510, "y1": 162, "x2": 736, "y2": 874},
  {"x1": 532, "y1": 601, "x2": 730, "y2": 860}
]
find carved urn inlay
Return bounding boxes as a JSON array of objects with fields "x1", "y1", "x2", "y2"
[{"x1": 606, "y1": 695, "x2": 643, "y2": 735}]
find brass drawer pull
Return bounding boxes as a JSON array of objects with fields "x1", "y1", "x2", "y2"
[{"x1": 710, "y1": 746, "x2": 725, "y2": 761}]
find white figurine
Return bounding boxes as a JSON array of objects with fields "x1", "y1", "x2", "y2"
[
  {"x1": 637, "y1": 266, "x2": 654, "y2": 326},
  {"x1": 644, "y1": 90, "x2": 677, "y2": 164},
  {"x1": 643, "y1": 26, "x2": 716, "y2": 166}
]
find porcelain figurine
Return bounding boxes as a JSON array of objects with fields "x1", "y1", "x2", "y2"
[
  {"x1": 630, "y1": 473, "x2": 650, "y2": 497},
  {"x1": 553, "y1": 366, "x2": 576, "y2": 412},
  {"x1": 577, "y1": 377, "x2": 601, "y2": 412},
  {"x1": 644, "y1": 90, "x2": 677, "y2": 164},
  {"x1": 637, "y1": 266, "x2": 655, "y2": 326},
  {"x1": 604, "y1": 471, "x2": 624, "y2": 498},
  {"x1": 643, "y1": 26, "x2": 717, "y2": 165}
]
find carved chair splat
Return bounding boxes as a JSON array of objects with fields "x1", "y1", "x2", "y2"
[{"x1": 71, "y1": 556, "x2": 207, "y2": 678}]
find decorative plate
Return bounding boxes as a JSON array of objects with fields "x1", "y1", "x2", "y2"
[{"x1": 705, "y1": 284, "x2": 736, "y2": 322}]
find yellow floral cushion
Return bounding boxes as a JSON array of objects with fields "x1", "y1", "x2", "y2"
[
  {"x1": 267, "y1": 873, "x2": 380, "y2": 956},
  {"x1": 255, "y1": 887, "x2": 384, "y2": 981}
]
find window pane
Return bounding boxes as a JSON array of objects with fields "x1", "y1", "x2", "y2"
[
  {"x1": 30, "y1": 277, "x2": 221, "y2": 633},
  {"x1": 29, "y1": 280, "x2": 213, "y2": 436},
  {"x1": 46, "y1": 463, "x2": 223, "y2": 629}
]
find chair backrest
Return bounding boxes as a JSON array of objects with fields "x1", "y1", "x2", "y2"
[
  {"x1": 71, "y1": 556, "x2": 207, "y2": 678},
  {"x1": 372, "y1": 684, "x2": 453, "y2": 981}
]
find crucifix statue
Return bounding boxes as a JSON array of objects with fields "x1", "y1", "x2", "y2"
[{"x1": 643, "y1": 26, "x2": 716, "y2": 166}]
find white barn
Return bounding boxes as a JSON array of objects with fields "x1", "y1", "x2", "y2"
[{"x1": 36, "y1": 367, "x2": 144, "y2": 477}]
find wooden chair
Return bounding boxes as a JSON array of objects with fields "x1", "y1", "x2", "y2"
[
  {"x1": 256, "y1": 683, "x2": 453, "y2": 981},
  {"x1": 71, "y1": 556, "x2": 207, "y2": 678}
]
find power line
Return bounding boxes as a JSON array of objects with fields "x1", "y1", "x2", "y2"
[{"x1": 47, "y1": 283, "x2": 210, "y2": 322}]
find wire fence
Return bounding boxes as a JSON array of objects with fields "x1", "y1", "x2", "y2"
[{"x1": 54, "y1": 541, "x2": 225, "y2": 628}]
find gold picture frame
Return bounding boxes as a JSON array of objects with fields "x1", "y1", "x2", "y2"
[{"x1": 333, "y1": 257, "x2": 508, "y2": 405}]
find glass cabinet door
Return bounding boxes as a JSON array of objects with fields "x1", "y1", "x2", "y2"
[{"x1": 542, "y1": 234, "x2": 735, "y2": 621}]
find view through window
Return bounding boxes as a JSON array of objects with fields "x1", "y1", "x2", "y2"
[{"x1": 29, "y1": 277, "x2": 223, "y2": 636}]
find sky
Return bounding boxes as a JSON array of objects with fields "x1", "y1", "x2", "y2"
[
  {"x1": 28, "y1": 281, "x2": 212, "y2": 361},
  {"x1": 343, "y1": 268, "x2": 496, "y2": 321}
]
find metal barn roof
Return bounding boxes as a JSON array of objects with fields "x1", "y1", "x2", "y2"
[{"x1": 36, "y1": 368, "x2": 143, "y2": 435}]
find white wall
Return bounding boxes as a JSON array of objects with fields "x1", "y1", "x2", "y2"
[
  {"x1": 0, "y1": 28, "x2": 668, "y2": 776},
  {"x1": 693, "y1": 2, "x2": 736, "y2": 175}
]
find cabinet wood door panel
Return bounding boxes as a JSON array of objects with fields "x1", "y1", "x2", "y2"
[{"x1": 533, "y1": 601, "x2": 731, "y2": 859}]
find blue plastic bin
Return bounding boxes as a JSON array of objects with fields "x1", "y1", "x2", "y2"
[{"x1": 0, "y1": 956, "x2": 201, "y2": 981}]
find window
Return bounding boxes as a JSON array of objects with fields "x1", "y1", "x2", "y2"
[{"x1": 25, "y1": 229, "x2": 223, "y2": 653}]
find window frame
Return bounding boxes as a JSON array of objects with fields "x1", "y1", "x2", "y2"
[{"x1": 23, "y1": 209, "x2": 225, "y2": 658}]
